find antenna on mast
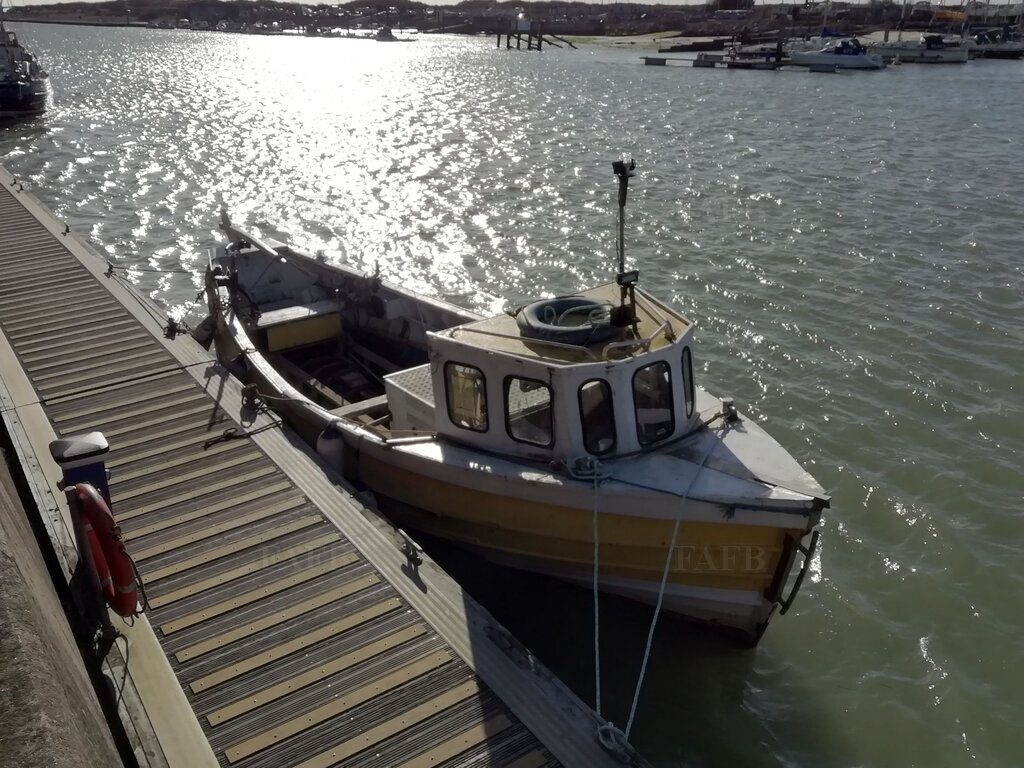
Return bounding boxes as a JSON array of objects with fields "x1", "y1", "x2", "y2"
[{"x1": 611, "y1": 158, "x2": 639, "y2": 332}]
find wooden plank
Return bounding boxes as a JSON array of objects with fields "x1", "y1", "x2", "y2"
[
  {"x1": 109, "y1": 440, "x2": 249, "y2": 485},
  {"x1": 25, "y1": 340, "x2": 156, "y2": 375},
  {"x1": 0, "y1": 262, "x2": 87, "y2": 286},
  {"x1": 2, "y1": 303, "x2": 121, "y2": 335},
  {"x1": 31, "y1": 349, "x2": 169, "y2": 384},
  {"x1": 114, "y1": 465, "x2": 281, "y2": 522},
  {"x1": 3, "y1": 304, "x2": 128, "y2": 337},
  {"x1": 126, "y1": 484, "x2": 299, "y2": 540},
  {"x1": 108, "y1": 425, "x2": 243, "y2": 467},
  {"x1": 396, "y1": 713, "x2": 513, "y2": 768},
  {"x1": 133, "y1": 510, "x2": 320, "y2": 562},
  {"x1": 290, "y1": 678, "x2": 481, "y2": 768},
  {"x1": 147, "y1": 533, "x2": 341, "y2": 609},
  {"x1": 39, "y1": 363, "x2": 186, "y2": 401},
  {"x1": 106, "y1": 412, "x2": 228, "y2": 454},
  {"x1": 175, "y1": 575, "x2": 384, "y2": 663},
  {"x1": 143, "y1": 513, "x2": 319, "y2": 582},
  {"x1": 0, "y1": 256, "x2": 88, "y2": 280},
  {"x1": 14, "y1": 318, "x2": 139, "y2": 356},
  {"x1": 45, "y1": 373, "x2": 192, "y2": 413},
  {"x1": 21, "y1": 331, "x2": 159, "y2": 367},
  {"x1": 111, "y1": 450, "x2": 265, "y2": 504},
  {"x1": 61, "y1": 395, "x2": 212, "y2": 436},
  {"x1": 159, "y1": 554, "x2": 358, "y2": 635},
  {"x1": 186, "y1": 595, "x2": 402, "y2": 690},
  {"x1": 0, "y1": 283, "x2": 107, "y2": 311},
  {"x1": 206, "y1": 623, "x2": 430, "y2": 725},
  {"x1": 224, "y1": 650, "x2": 455, "y2": 764}
]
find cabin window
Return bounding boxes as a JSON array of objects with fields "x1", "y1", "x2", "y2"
[
  {"x1": 505, "y1": 376, "x2": 553, "y2": 447},
  {"x1": 682, "y1": 347, "x2": 695, "y2": 418},
  {"x1": 445, "y1": 362, "x2": 488, "y2": 432},
  {"x1": 633, "y1": 361, "x2": 675, "y2": 445},
  {"x1": 579, "y1": 379, "x2": 616, "y2": 455}
]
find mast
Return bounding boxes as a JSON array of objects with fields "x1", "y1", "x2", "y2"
[{"x1": 611, "y1": 158, "x2": 639, "y2": 332}]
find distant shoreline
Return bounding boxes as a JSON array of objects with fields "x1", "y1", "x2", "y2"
[{"x1": 3, "y1": 17, "x2": 148, "y2": 28}]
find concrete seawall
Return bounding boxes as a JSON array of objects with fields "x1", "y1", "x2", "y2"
[{"x1": 0, "y1": 446, "x2": 123, "y2": 768}]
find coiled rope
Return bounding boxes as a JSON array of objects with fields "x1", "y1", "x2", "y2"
[{"x1": 541, "y1": 301, "x2": 611, "y2": 328}]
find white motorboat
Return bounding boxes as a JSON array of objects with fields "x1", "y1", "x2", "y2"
[
  {"x1": 202, "y1": 161, "x2": 829, "y2": 645},
  {"x1": 790, "y1": 38, "x2": 887, "y2": 69},
  {"x1": 871, "y1": 33, "x2": 970, "y2": 63}
]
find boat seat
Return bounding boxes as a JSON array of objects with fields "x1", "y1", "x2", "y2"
[
  {"x1": 256, "y1": 299, "x2": 340, "y2": 329},
  {"x1": 329, "y1": 394, "x2": 389, "y2": 421},
  {"x1": 257, "y1": 299, "x2": 342, "y2": 353}
]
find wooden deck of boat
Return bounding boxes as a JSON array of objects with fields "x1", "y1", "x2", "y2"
[{"x1": 0, "y1": 169, "x2": 643, "y2": 768}]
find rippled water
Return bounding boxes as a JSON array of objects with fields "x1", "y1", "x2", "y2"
[{"x1": 3, "y1": 23, "x2": 1023, "y2": 768}]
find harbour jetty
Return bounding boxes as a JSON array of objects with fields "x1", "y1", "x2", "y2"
[{"x1": 0, "y1": 166, "x2": 648, "y2": 768}]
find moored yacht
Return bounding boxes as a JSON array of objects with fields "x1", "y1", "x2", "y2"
[
  {"x1": 790, "y1": 38, "x2": 887, "y2": 69},
  {"x1": 203, "y1": 162, "x2": 829, "y2": 644}
]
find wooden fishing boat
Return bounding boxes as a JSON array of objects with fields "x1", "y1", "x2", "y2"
[{"x1": 202, "y1": 161, "x2": 828, "y2": 644}]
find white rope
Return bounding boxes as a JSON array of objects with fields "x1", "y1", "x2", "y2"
[
  {"x1": 623, "y1": 428, "x2": 720, "y2": 741},
  {"x1": 573, "y1": 455, "x2": 631, "y2": 761}
]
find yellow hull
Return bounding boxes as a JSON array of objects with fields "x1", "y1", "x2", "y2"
[{"x1": 358, "y1": 452, "x2": 810, "y2": 636}]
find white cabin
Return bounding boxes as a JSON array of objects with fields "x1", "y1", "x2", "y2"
[{"x1": 385, "y1": 284, "x2": 699, "y2": 462}]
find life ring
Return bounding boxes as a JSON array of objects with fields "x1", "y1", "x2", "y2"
[
  {"x1": 515, "y1": 297, "x2": 618, "y2": 347},
  {"x1": 75, "y1": 484, "x2": 139, "y2": 618},
  {"x1": 82, "y1": 513, "x2": 114, "y2": 603}
]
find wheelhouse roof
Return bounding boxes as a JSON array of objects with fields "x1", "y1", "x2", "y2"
[{"x1": 434, "y1": 283, "x2": 692, "y2": 366}]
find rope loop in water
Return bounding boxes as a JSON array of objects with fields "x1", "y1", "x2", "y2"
[{"x1": 596, "y1": 722, "x2": 633, "y2": 763}]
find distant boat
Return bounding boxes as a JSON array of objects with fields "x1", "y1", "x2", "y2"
[
  {"x1": 790, "y1": 38, "x2": 887, "y2": 70},
  {"x1": 967, "y1": 28, "x2": 1024, "y2": 59},
  {"x1": 374, "y1": 27, "x2": 414, "y2": 42},
  {"x1": 871, "y1": 34, "x2": 970, "y2": 63},
  {"x1": 0, "y1": 20, "x2": 50, "y2": 118}
]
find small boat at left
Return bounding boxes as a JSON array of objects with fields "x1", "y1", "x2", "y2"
[{"x1": 0, "y1": 19, "x2": 50, "y2": 118}]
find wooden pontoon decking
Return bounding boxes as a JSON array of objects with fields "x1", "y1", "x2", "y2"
[{"x1": 0, "y1": 167, "x2": 647, "y2": 768}]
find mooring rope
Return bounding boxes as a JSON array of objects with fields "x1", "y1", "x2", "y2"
[
  {"x1": 567, "y1": 456, "x2": 632, "y2": 759},
  {"x1": 590, "y1": 461, "x2": 603, "y2": 717},
  {"x1": 622, "y1": 428, "x2": 720, "y2": 741},
  {"x1": 568, "y1": 423, "x2": 723, "y2": 754}
]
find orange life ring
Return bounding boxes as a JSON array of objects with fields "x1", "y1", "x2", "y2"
[
  {"x1": 75, "y1": 484, "x2": 139, "y2": 618},
  {"x1": 82, "y1": 513, "x2": 114, "y2": 602}
]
